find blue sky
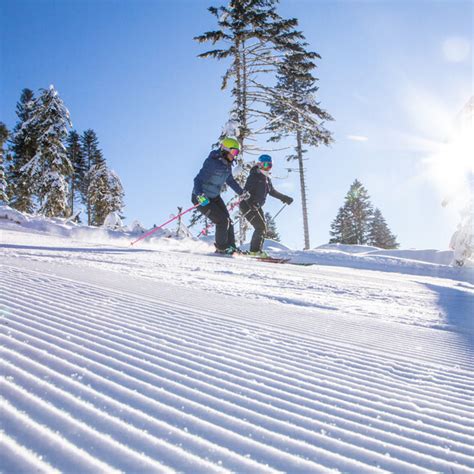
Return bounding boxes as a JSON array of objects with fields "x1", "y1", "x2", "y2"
[{"x1": 1, "y1": 0, "x2": 472, "y2": 250}]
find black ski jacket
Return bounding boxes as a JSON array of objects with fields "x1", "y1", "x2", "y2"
[{"x1": 244, "y1": 166, "x2": 290, "y2": 207}]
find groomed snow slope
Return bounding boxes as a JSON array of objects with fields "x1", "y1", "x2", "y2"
[{"x1": 1, "y1": 219, "x2": 473, "y2": 473}]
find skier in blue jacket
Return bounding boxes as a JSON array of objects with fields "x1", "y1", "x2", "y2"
[{"x1": 192, "y1": 137, "x2": 249, "y2": 254}]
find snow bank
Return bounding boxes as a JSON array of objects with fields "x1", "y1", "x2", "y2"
[
  {"x1": 1, "y1": 206, "x2": 472, "y2": 281},
  {"x1": 316, "y1": 243, "x2": 380, "y2": 254},
  {"x1": 314, "y1": 243, "x2": 454, "y2": 266},
  {"x1": 0, "y1": 205, "x2": 172, "y2": 248},
  {"x1": 0, "y1": 205, "x2": 29, "y2": 224}
]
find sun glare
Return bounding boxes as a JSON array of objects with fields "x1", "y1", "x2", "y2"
[
  {"x1": 403, "y1": 93, "x2": 474, "y2": 205},
  {"x1": 425, "y1": 127, "x2": 473, "y2": 200}
]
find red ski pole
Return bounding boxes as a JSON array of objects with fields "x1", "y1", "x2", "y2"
[{"x1": 130, "y1": 203, "x2": 200, "y2": 246}]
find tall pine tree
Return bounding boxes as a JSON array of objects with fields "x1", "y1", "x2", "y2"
[
  {"x1": 329, "y1": 205, "x2": 351, "y2": 245},
  {"x1": 66, "y1": 130, "x2": 85, "y2": 216},
  {"x1": 268, "y1": 46, "x2": 333, "y2": 249},
  {"x1": 0, "y1": 122, "x2": 9, "y2": 204},
  {"x1": 21, "y1": 85, "x2": 73, "y2": 217},
  {"x1": 8, "y1": 89, "x2": 38, "y2": 212},
  {"x1": 80, "y1": 129, "x2": 103, "y2": 225},
  {"x1": 107, "y1": 169, "x2": 125, "y2": 218},
  {"x1": 368, "y1": 208, "x2": 399, "y2": 249},
  {"x1": 88, "y1": 162, "x2": 125, "y2": 226},
  {"x1": 329, "y1": 180, "x2": 374, "y2": 245}
]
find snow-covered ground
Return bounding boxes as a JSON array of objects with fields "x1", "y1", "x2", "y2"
[{"x1": 1, "y1": 208, "x2": 473, "y2": 473}]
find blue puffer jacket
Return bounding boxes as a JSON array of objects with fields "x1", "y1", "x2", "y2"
[{"x1": 193, "y1": 150, "x2": 243, "y2": 198}]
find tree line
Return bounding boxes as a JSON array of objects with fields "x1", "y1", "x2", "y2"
[
  {"x1": 0, "y1": 86, "x2": 124, "y2": 225},
  {"x1": 330, "y1": 179, "x2": 399, "y2": 249}
]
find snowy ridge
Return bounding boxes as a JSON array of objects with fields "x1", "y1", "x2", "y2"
[
  {"x1": 2, "y1": 262, "x2": 473, "y2": 473},
  {"x1": 2, "y1": 204, "x2": 473, "y2": 275}
]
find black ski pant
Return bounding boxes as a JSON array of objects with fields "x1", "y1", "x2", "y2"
[
  {"x1": 192, "y1": 194, "x2": 236, "y2": 251},
  {"x1": 240, "y1": 200, "x2": 266, "y2": 252}
]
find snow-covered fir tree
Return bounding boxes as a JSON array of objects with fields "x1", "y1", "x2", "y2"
[
  {"x1": 329, "y1": 180, "x2": 374, "y2": 245},
  {"x1": 88, "y1": 159, "x2": 110, "y2": 226},
  {"x1": 20, "y1": 85, "x2": 73, "y2": 217},
  {"x1": 107, "y1": 169, "x2": 125, "y2": 217},
  {"x1": 102, "y1": 211, "x2": 124, "y2": 230},
  {"x1": 88, "y1": 160, "x2": 125, "y2": 226},
  {"x1": 8, "y1": 89, "x2": 38, "y2": 212},
  {"x1": 80, "y1": 129, "x2": 103, "y2": 225},
  {"x1": 66, "y1": 130, "x2": 86, "y2": 217},
  {"x1": 0, "y1": 122, "x2": 9, "y2": 204},
  {"x1": 368, "y1": 208, "x2": 399, "y2": 249},
  {"x1": 130, "y1": 219, "x2": 146, "y2": 233},
  {"x1": 264, "y1": 211, "x2": 280, "y2": 241},
  {"x1": 268, "y1": 46, "x2": 333, "y2": 249}
]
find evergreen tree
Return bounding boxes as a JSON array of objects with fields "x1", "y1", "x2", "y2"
[
  {"x1": 329, "y1": 205, "x2": 351, "y2": 244},
  {"x1": 80, "y1": 129, "x2": 103, "y2": 225},
  {"x1": 0, "y1": 122, "x2": 9, "y2": 204},
  {"x1": 268, "y1": 46, "x2": 333, "y2": 249},
  {"x1": 368, "y1": 208, "x2": 399, "y2": 249},
  {"x1": 88, "y1": 161, "x2": 109, "y2": 226},
  {"x1": 329, "y1": 180, "x2": 374, "y2": 245},
  {"x1": 264, "y1": 211, "x2": 280, "y2": 241},
  {"x1": 107, "y1": 169, "x2": 125, "y2": 217},
  {"x1": 88, "y1": 162, "x2": 125, "y2": 226},
  {"x1": 21, "y1": 85, "x2": 73, "y2": 217},
  {"x1": 8, "y1": 89, "x2": 38, "y2": 212},
  {"x1": 66, "y1": 130, "x2": 85, "y2": 216}
]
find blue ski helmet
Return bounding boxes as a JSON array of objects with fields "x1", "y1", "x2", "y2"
[{"x1": 257, "y1": 154, "x2": 272, "y2": 170}]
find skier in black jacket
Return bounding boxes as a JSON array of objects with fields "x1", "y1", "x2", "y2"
[{"x1": 240, "y1": 154, "x2": 293, "y2": 256}]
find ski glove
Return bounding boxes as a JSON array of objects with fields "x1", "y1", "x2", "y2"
[
  {"x1": 281, "y1": 196, "x2": 294, "y2": 205},
  {"x1": 239, "y1": 191, "x2": 251, "y2": 201},
  {"x1": 197, "y1": 194, "x2": 210, "y2": 206}
]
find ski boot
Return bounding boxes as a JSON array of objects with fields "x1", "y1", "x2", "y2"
[
  {"x1": 215, "y1": 245, "x2": 242, "y2": 255},
  {"x1": 248, "y1": 250, "x2": 269, "y2": 258}
]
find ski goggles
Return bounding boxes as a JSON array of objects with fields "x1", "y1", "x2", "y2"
[
  {"x1": 258, "y1": 161, "x2": 272, "y2": 169},
  {"x1": 222, "y1": 146, "x2": 240, "y2": 157}
]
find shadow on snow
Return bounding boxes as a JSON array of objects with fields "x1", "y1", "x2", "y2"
[{"x1": 421, "y1": 281, "x2": 474, "y2": 351}]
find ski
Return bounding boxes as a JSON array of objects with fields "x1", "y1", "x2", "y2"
[
  {"x1": 211, "y1": 252, "x2": 290, "y2": 264},
  {"x1": 250, "y1": 256, "x2": 291, "y2": 264}
]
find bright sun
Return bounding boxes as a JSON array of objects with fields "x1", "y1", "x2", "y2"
[{"x1": 422, "y1": 98, "x2": 473, "y2": 204}]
